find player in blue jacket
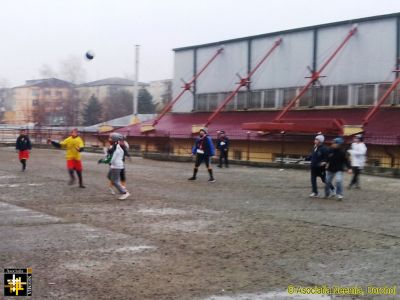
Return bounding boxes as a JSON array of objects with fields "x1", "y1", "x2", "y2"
[{"x1": 188, "y1": 128, "x2": 216, "y2": 182}]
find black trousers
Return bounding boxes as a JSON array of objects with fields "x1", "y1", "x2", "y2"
[
  {"x1": 350, "y1": 167, "x2": 361, "y2": 187},
  {"x1": 311, "y1": 167, "x2": 333, "y2": 194},
  {"x1": 219, "y1": 150, "x2": 228, "y2": 167},
  {"x1": 195, "y1": 154, "x2": 211, "y2": 168}
]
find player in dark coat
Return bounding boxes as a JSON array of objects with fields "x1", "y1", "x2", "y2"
[
  {"x1": 324, "y1": 137, "x2": 351, "y2": 200},
  {"x1": 188, "y1": 128, "x2": 216, "y2": 182},
  {"x1": 305, "y1": 134, "x2": 334, "y2": 197},
  {"x1": 217, "y1": 130, "x2": 230, "y2": 168},
  {"x1": 15, "y1": 129, "x2": 32, "y2": 171}
]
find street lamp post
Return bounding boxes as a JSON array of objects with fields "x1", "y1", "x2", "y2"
[{"x1": 133, "y1": 45, "x2": 140, "y2": 122}]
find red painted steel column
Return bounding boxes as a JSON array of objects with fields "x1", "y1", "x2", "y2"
[
  {"x1": 152, "y1": 47, "x2": 224, "y2": 127},
  {"x1": 362, "y1": 76, "x2": 400, "y2": 126},
  {"x1": 204, "y1": 38, "x2": 282, "y2": 128},
  {"x1": 275, "y1": 25, "x2": 357, "y2": 121}
]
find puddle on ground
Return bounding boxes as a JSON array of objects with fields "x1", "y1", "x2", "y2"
[
  {"x1": 110, "y1": 246, "x2": 156, "y2": 253},
  {"x1": 63, "y1": 246, "x2": 155, "y2": 271},
  {"x1": 149, "y1": 220, "x2": 213, "y2": 233},
  {"x1": 138, "y1": 208, "x2": 188, "y2": 216},
  {"x1": 61, "y1": 245, "x2": 156, "y2": 254},
  {"x1": 0, "y1": 184, "x2": 20, "y2": 188},
  {"x1": 0, "y1": 175, "x2": 17, "y2": 180}
]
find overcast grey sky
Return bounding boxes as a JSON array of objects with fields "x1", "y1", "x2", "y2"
[{"x1": 1, "y1": 0, "x2": 400, "y2": 86}]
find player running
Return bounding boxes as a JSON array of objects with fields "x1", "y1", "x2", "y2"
[
  {"x1": 98, "y1": 133, "x2": 130, "y2": 200},
  {"x1": 48, "y1": 128, "x2": 85, "y2": 188},
  {"x1": 15, "y1": 129, "x2": 32, "y2": 171}
]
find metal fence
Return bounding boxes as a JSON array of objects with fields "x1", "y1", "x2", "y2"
[
  {"x1": 0, "y1": 127, "x2": 102, "y2": 147},
  {"x1": 125, "y1": 130, "x2": 400, "y2": 169},
  {"x1": 1, "y1": 127, "x2": 399, "y2": 169}
]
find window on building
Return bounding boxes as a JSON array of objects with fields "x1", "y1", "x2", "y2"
[
  {"x1": 394, "y1": 85, "x2": 400, "y2": 105},
  {"x1": 378, "y1": 83, "x2": 394, "y2": 105},
  {"x1": 32, "y1": 89, "x2": 39, "y2": 97},
  {"x1": 314, "y1": 86, "x2": 330, "y2": 107},
  {"x1": 44, "y1": 90, "x2": 51, "y2": 96},
  {"x1": 32, "y1": 100, "x2": 39, "y2": 106},
  {"x1": 248, "y1": 91, "x2": 263, "y2": 109},
  {"x1": 224, "y1": 92, "x2": 235, "y2": 111},
  {"x1": 208, "y1": 93, "x2": 219, "y2": 111},
  {"x1": 332, "y1": 85, "x2": 348, "y2": 106},
  {"x1": 55, "y1": 91, "x2": 63, "y2": 98},
  {"x1": 282, "y1": 88, "x2": 297, "y2": 107},
  {"x1": 298, "y1": 88, "x2": 312, "y2": 107},
  {"x1": 108, "y1": 86, "x2": 119, "y2": 96},
  {"x1": 196, "y1": 94, "x2": 208, "y2": 111},
  {"x1": 51, "y1": 116, "x2": 66, "y2": 125},
  {"x1": 357, "y1": 84, "x2": 375, "y2": 106},
  {"x1": 236, "y1": 91, "x2": 247, "y2": 110},
  {"x1": 264, "y1": 89, "x2": 275, "y2": 108}
]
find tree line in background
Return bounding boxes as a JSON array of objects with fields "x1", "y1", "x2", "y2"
[
  {"x1": 0, "y1": 84, "x2": 159, "y2": 126},
  {"x1": 39, "y1": 56, "x2": 156, "y2": 126},
  {"x1": 0, "y1": 57, "x2": 166, "y2": 126},
  {"x1": 31, "y1": 89, "x2": 81, "y2": 127},
  {"x1": 81, "y1": 88, "x2": 155, "y2": 126},
  {"x1": 10, "y1": 87, "x2": 155, "y2": 127}
]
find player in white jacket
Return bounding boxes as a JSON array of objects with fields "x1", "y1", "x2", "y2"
[
  {"x1": 347, "y1": 134, "x2": 367, "y2": 189},
  {"x1": 99, "y1": 133, "x2": 130, "y2": 200}
]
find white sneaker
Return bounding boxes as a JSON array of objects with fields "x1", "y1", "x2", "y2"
[
  {"x1": 118, "y1": 192, "x2": 130, "y2": 200},
  {"x1": 309, "y1": 193, "x2": 319, "y2": 198},
  {"x1": 109, "y1": 187, "x2": 116, "y2": 195},
  {"x1": 336, "y1": 195, "x2": 343, "y2": 200}
]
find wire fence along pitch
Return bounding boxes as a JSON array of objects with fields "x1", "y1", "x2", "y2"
[
  {"x1": 1, "y1": 127, "x2": 399, "y2": 169},
  {"x1": 0, "y1": 127, "x2": 103, "y2": 147}
]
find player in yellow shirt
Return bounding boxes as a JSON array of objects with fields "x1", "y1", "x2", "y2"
[{"x1": 48, "y1": 128, "x2": 85, "y2": 188}]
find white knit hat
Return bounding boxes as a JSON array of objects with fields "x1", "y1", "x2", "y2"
[
  {"x1": 354, "y1": 134, "x2": 363, "y2": 140},
  {"x1": 315, "y1": 134, "x2": 325, "y2": 143},
  {"x1": 200, "y1": 127, "x2": 208, "y2": 134}
]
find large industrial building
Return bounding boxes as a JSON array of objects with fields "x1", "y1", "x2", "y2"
[{"x1": 118, "y1": 13, "x2": 400, "y2": 168}]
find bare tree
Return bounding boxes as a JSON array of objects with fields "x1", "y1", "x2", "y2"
[
  {"x1": 103, "y1": 89, "x2": 133, "y2": 120},
  {"x1": 64, "y1": 90, "x2": 80, "y2": 126},
  {"x1": 34, "y1": 57, "x2": 85, "y2": 126},
  {"x1": 0, "y1": 79, "x2": 11, "y2": 122},
  {"x1": 31, "y1": 100, "x2": 48, "y2": 125},
  {"x1": 59, "y1": 55, "x2": 86, "y2": 84},
  {"x1": 39, "y1": 64, "x2": 58, "y2": 78}
]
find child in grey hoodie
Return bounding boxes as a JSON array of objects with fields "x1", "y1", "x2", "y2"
[{"x1": 99, "y1": 133, "x2": 130, "y2": 200}]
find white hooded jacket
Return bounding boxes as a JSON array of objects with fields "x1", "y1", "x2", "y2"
[
  {"x1": 348, "y1": 142, "x2": 367, "y2": 168},
  {"x1": 110, "y1": 144, "x2": 125, "y2": 169}
]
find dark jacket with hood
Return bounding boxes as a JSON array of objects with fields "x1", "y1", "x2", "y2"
[
  {"x1": 16, "y1": 135, "x2": 32, "y2": 151},
  {"x1": 217, "y1": 136, "x2": 230, "y2": 151},
  {"x1": 307, "y1": 144, "x2": 329, "y2": 168},
  {"x1": 326, "y1": 147, "x2": 350, "y2": 172}
]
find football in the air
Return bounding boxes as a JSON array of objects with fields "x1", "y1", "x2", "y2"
[{"x1": 85, "y1": 51, "x2": 95, "y2": 60}]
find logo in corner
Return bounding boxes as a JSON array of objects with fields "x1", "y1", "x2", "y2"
[{"x1": 4, "y1": 268, "x2": 32, "y2": 296}]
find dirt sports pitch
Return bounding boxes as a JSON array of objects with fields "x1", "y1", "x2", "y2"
[{"x1": 0, "y1": 147, "x2": 399, "y2": 300}]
